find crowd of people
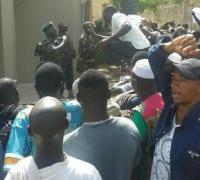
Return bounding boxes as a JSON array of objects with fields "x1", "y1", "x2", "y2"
[{"x1": 0, "y1": 3, "x2": 200, "y2": 180}]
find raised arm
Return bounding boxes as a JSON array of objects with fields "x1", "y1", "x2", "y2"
[
  {"x1": 148, "y1": 36, "x2": 171, "y2": 102},
  {"x1": 100, "y1": 22, "x2": 131, "y2": 48},
  {"x1": 148, "y1": 34, "x2": 200, "y2": 102}
]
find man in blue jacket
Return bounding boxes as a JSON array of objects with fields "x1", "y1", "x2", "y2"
[{"x1": 148, "y1": 34, "x2": 200, "y2": 180}]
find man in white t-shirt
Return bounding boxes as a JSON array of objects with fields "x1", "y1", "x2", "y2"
[
  {"x1": 5, "y1": 97, "x2": 102, "y2": 180},
  {"x1": 99, "y1": 5, "x2": 150, "y2": 63}
]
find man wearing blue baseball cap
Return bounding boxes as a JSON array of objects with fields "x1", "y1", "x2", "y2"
[{"x1": 149, "y1": 34, "x2": 200, "y2": 180}]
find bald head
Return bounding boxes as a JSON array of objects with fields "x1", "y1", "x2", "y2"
[
  {"x1": 0, "y1": 78, "x2": 19, "y2": 106},
  {"x1": 29, "y1": 97, "x2": 67, "y2": 142}
]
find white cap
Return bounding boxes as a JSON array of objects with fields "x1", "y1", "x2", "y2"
[
  {"x1": 132, "y1": 59, "x2": 154, "y2": 79},
  {"x1": 192, "y1": 7, "x2": 200, "y2": 23},
  {"x1": 168, "y1": 52, "x2": 182, "y2": 64}
]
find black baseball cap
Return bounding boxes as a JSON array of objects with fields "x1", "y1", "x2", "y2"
[{"x1": 169, "y1": 58, "x2": 200, "y2": 80}]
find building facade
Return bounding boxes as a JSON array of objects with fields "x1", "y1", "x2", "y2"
[
  {"x1": 0, "y1": 0, "x2": 82, "y2": 83},
  {"x1": 89, "y1": 0, "x2": 111, "y2": 22}
]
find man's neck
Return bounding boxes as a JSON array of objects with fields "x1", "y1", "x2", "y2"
[
  {"x1": 83, "y1": 106, "x2": 109, "y2": 122},
  {"x1": 176, "y1": 99, "x2": 200, "y2": 124},
  {"x1": 34, "y1": 145, "x2": 64, "y2": 169}
]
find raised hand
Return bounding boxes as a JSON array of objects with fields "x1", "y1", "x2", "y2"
[{"x1": 163, "y1": 34, "x2": 200, "y2": 58}]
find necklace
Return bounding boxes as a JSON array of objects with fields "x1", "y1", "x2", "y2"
[{"x1": 83, "y1": 117, "x2": 112, "y2": 126}]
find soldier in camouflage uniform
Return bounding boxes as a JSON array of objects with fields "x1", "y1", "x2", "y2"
[
  {"x1": 57, "y1": 23, "x2": 76, "y2": 95},
  {"x1": 34, "y1": 21, "x2": 67, "y2": 66},
  {"x1": 77, "y1": 21, "x2": 100, "y2": 73}
]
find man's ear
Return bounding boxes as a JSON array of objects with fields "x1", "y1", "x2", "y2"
[{"x1": 28, "y1": 127, "x2": 33, "y2": 137}]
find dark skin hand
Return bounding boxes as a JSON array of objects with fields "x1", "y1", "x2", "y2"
[
  {"x1": 99, "y1": 23, "x2": 132, "y2": 48},
  {"x1": 163, "y1": 34, "x2": 200, "y2": 58},
  {"x1": 162, "y1": 34, "x2": 200, "y2": 124}
]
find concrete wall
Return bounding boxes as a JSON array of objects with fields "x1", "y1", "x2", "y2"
[
  {"x1": 90, "y1": 0, "x2": 103, "y2": 22},
  {"x1": 14, "y1": 0, "x2": 82, "y2": 83},
  {"x1": 0, "y1": 3, "x2": 4, "y2": 77},
  {"x1": 140, "y1": 1, "x2": 200, "y2": 30},
  {"x1": 90, "y1": 0, "x2": 111, "y2": 22}
]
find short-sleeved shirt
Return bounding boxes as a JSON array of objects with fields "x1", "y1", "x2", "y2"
[
  {"x1": 112, "y1": 12, "x2": 150, "y2": 49},
  {"x1": 4, "y1": 100, "x2": 83, "y2": 172},
  {"x1": 5, "y1": 154, "x2": 102, "y2": 180},
  {"x1": 63, "y1": 116, "x2": 141, "y2": 180}
]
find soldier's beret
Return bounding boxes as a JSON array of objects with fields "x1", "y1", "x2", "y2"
[{"x1": 42, "y1": 21, "x2": 54, "y2": 33}]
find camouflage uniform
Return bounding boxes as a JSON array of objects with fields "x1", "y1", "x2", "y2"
[
  {"x1": 77, "y1": 34, "x2": 98, "y2": 73},
  {"x1": 58, "y1": 34, "x2": 76, "y2": 90},
  {"x1": 34, "y1": 38, "x2": 62, "y2": 65},
  {"x1": 34, "y1": 21, "x2": 62, "y2": 65}
]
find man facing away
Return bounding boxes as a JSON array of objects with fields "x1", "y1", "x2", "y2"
[
  {"x1": 4, "y1": 63, "x2": 83, "y2": 173},
  {"x1": 149, "y1": 34, "x2": 200, "y2": 180},
  {"x1": 63, "y1": 69, "x2": 142, "y2": 180},
  {"x1": 5, "y1": 97, "x2": 101, "y2": 180},
  {"x1": 0, "y1": 78, "x2": 25, "y2": 151}
]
